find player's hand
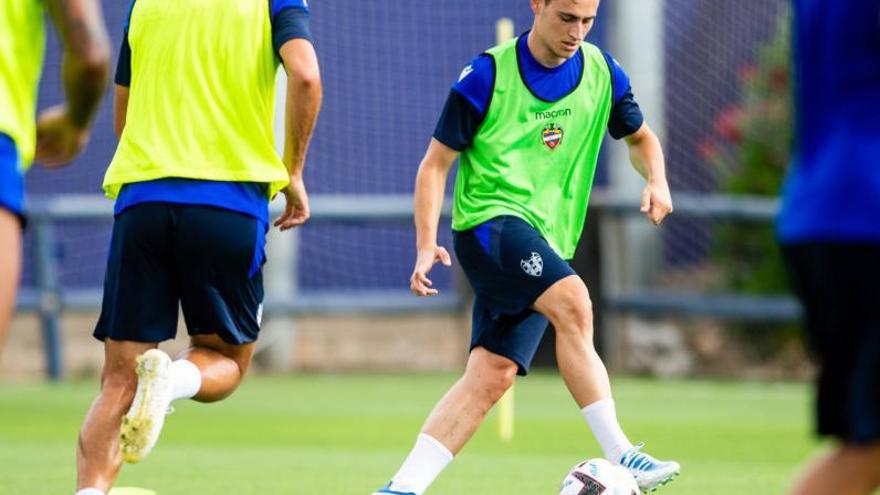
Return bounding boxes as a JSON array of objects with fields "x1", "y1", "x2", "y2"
[
  {"x1": 640, "y1": 179, "x2": 673, "y2": 226},
  {"x1": 410, "y1": 245, "x2": 452, "y2": 297},
  {"x1": 34, "y1": 105, "x2": 91, "y2": 168},
  {"x1": 274, "y1": 176, "x2": 310, "y2": 231}
]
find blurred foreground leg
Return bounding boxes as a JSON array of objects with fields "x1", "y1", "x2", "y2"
[
  {"x1": 790, "y1": 443, "x2": 880, "y2": 495},
  {"x1": 0, "y1": 209, "x2": 21, "y2": 354}
]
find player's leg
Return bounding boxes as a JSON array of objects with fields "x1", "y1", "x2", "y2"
[
  {"x1": 533, "y1": 272, "x2": 679, "y2": 490},
  {"x1": 76, "y1": 339, "x2": 157, "y2": 494},
  {"x1": 118, "y1": 205, "x2": 266, "y2": 463},
  {"x1": 377, "y1": 217, "x2": 560, "y2": 495},
  {"x1": 374, "y1": 347, "x2": 518, "y2": 495},
  {"x1": 77, "y1": 203, "x2": 181, "y2": 493},
  {"x1": 178, "y1": 333, "x2": 256, "y2": 402},
  {"x1": 534, "y1": 275, "x2": 622, "y2": 450},
  {"x1": 0, "y1": 134, "x2": 25, "y2": 354},
  {"x1": 114, "y1": 334, "x2": 255, "y2": 470},
  {"x1": 784, "y1": 243, "x2": 880, "y2": 495},
  {"x1": 534, "y1": 275, "x2": 610, "y2": 407},
  {"x1": 175, "y1": 204, "x2": 264, "y2": 403},
  {"x1": 421, "y1": 346, "x2": 518, "y2": 452},
  {"x1": 789, "y1": 443, "x2": 880, "y2": 495},
  {"x1": 376, "y1": 298, "x2": 548, "y2": 495},
  {"x1": 0, "y1": 208, "x2": 21, "y2": 352}
]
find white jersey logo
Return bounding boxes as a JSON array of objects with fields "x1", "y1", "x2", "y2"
[
  {"x1": 521, "y1": 252, "x2": 544, "y2": 277},
  {"x1": 458, "y1": 64, "x2": 474, "y2": 82}
]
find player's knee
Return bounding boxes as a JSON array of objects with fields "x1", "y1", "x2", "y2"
[
  {"x1": 549, "y1": 293, "x2": 594, "y2": 339},
  {"x1": 481, "y1": 362, "x2": 517, "y2": 405},
  {"x1": 231, "y1": 353, "x2": 253, "y2": 378},
  {"x1": 100, "y1": 368, "x2": 137, "y2": 406}
]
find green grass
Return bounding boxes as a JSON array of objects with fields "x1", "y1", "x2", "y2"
[{"x1": 0, "y1": 374, "x2": 819, "y2": 494}]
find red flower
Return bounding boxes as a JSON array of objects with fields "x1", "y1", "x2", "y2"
[
  {"x1": 698, "y1": 139, "x2": 720, "y2": 161},
  {"x1": 738, "y1": 64, "x2": 758, "y2": 84},
  {"x1": 770, "y1": 66, "x2": 789, "y2": 90},
  {"x1": 714, "y1": 105, "x2": 744, "y2": 143}
]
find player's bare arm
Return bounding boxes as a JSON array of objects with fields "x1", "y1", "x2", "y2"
[
  {"x1": 275, "y1": 38, "x2": 322, "y2": 231},
  {"x1": 624, "y1": 123, "x2": 673, "y2": 226},
  {"x1": 113, "y1": 86, "x2": 129, "y2": 139},
  {"x1": 36, "y1": 0, "x2": 110, "y2": 167},
  {"x1": 410, "y1": 138, "x2": 458, "y2": 297}
]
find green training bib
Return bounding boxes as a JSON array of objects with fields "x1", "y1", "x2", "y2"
[
  {"x1": 453, "y1": 37, "x2": 613, "y2": 259},
  {"x1": 105, "y1": 0, "x2": 289, "y2": 199},
  {"x1": 0, "y1": 0, "x2": 46, "y2": 169}
]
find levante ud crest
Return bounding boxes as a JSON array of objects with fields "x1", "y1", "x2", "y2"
[{"x1": 542, "y1": 123, "x2": 563, "y2": 150}]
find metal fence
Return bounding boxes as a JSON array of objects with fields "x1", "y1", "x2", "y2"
[{"x1": 17, "y1": 192, "x2": 800, "y2": 380}]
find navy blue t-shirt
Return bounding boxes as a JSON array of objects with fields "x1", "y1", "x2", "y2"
[
  {"x1": 113, "y1": 0, "x2": 313, "y2": 224},
  {"x1": 434, "y1": 32, "x2": 644, "y2": 151},
  {"x1": 778, "y1": 0, "x2": 880, "y2": 242}
]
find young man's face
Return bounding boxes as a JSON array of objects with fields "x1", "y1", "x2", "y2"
[{"x1": 531, "y1": 0, "x2": 599, "y2": 60}]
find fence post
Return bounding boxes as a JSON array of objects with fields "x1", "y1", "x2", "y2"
[
  {"x1": 257, "y1": 221, "x2": 299, "y2": 371},
  {"x1": 32, "y1": 217, "x2": 64, "y2": 381},
  {"x1": 598, "y1": 208, "x2": 628, "y2": 370}
]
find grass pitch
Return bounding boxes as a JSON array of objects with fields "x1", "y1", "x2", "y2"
[{"x1": 0, "y1": 374, "x2": 818, "y2": 494}]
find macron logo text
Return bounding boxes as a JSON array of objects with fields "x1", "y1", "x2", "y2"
[{"x1": 535, "y1": 108, "x2": 572, "y2": 120}]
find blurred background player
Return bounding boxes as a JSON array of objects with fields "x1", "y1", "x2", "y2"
[
  {"x1": 375, "y1": 1, "x2": 678, "y2": 494},
  {"x1": 73, "y1": 0, "x2": 321, "y2": 494},
  {"x1": 780, "y1": 0, "x2": 880, "y2": 494},
  {"x1": 0, "y1": 0, "x2": 110, "y2": 356}
]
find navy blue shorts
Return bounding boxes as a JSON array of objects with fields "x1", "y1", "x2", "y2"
[
  {"x1": 94, "y1": 203, "x2": 267, "y2": 345},
  {"x1": 0, "y1": 133, "x2": 24, "y2": 223},
  {"x1": 453, "y1": 216, "x2": 576, "y2": 375},
  {"x1": 783, "y1": 243, "x2": 880, "y2": 444}
]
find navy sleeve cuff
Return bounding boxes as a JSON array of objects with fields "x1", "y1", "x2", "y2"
[
  {"x1": 114, "y1": 33, "x2": 132, "y2": 87},
  {"x1": 433, "y1": 89, "x2": 486, "y2": 151},
  {"x1": 608, "y1": 87, "x2": 644, "y2": 139},
  {"x1": 273, "y1": 7, "x2": 312, "y2": 55}
]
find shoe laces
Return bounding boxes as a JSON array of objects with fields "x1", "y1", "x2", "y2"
[{"x1": 620, "y1": 442, "x2": 659, "y2": 472}]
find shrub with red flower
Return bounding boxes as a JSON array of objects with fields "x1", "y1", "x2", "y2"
[
  {"x1": 703, "y1": 8, "x2": 801, "y2": 354},
  {"x1": 702, "y1": 11, "x2": 792, "y2": 198},
  {"x1": 704, "y1": 9, "x2": 792, "y2": 297}
]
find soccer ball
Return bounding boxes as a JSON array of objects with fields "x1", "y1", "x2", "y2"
[{"x1": 559, "y1": 458, "x2": 640, "y2": 495}]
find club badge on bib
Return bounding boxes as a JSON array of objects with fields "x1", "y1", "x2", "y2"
[{"x1": 542, "y1": 123, "x2": 564, "y2": 150}]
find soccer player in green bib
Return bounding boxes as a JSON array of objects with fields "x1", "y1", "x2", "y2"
[
  {"x1": 374, "y1": 1, "x2": 678, "y2": 494},
  {"x1": 0, "y1": 0, "x2": 110, "y2": 355},
  {"x1": 74, "y1": 1, "x2": 321, "y2": 494}
]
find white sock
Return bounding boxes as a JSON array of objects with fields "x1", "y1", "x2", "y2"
[
  {"x1": 75, "y1": 489, "x2": 105, "y2": 495},
  {"x1": 388, "y1": 433, "x2": 454, "y2": 495},
  {"x1": 169, "y1": 359, "x2": 202, "y2": 401},
  {"x1": 581, "y1": 398, "x2": 634, "y2": 463}
]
